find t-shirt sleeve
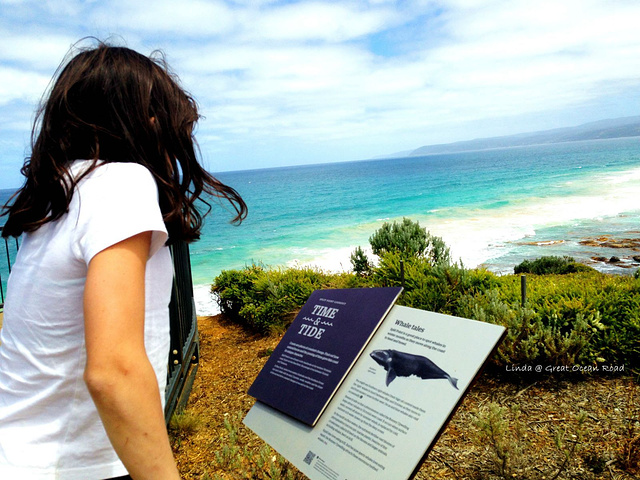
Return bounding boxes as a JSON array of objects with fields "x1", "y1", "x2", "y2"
[{"x1": 76, "y1": 162, "x2": 169, "y2": 265}]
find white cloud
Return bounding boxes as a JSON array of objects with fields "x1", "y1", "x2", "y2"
[
  {"x1": 0, "y1": 31, "x2": 77, "y2": 70},
  {"x1": 246, "y1": 1, "x2": 402, "y2": 42},
  {"x1": 1, "y1": 0, "x2": 640, "y2": 187},
  {"x1": 226, "y1": 0, "x2": 280, "y2": 6},
  {"x1": 169, "y1": 0, "x2": 640, "y2": 156},
  {"x1": 91, "y1": 0, "x2": 237, "y2": 36},
  {"x1": 0, "y1": 67, "x2": 50, "y2": 106}
]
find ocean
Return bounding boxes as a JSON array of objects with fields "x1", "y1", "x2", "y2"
[{"x1": 2, "y1": 136, "x2": 640, "y2": 314}]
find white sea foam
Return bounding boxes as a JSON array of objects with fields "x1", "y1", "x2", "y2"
[
  {"x1": 277, "y1": 166, "x2": 640, "y2": 276},
  {"x1": 194, "y1": 283, "x2": 220, "y2": 316}
]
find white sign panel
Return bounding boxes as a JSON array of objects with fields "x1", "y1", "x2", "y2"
[{"x1": 244, "y1": 305, "x2": 506, "y2": 480}]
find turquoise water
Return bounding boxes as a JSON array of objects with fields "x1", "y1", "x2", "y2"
[
  {"x1": 196, "y1": 137, "x2": 640, "y2": 282},
  {"x1": 2, "y1": 137, "x2": 640, "y2": 313},
  {"x1": 192, "y1": 137, "x2": 640, "y2": 312}
]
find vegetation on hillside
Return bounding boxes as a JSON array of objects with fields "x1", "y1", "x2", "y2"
[
  {"x1": 201, "y1": 219, "x2": 640, "y2": 479},
  {"x1": 170, "y1": 315, "x2": 640, "y2": 480},
  {"x1": 212, "y1": 218, "x2": 640, "y2": 374}
]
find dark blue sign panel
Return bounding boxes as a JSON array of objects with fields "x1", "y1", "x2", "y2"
[{"x1": 248, "y1": 287, "x2": 402, "y2": 426}]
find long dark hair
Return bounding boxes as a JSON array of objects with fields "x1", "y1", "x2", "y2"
[{"x1": 1, "y1": 41, "x2": 247, "y2": 243}]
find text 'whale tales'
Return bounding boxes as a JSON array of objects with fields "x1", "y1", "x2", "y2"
[{"x1": 370, "y1": 349, "x2": 459, "y2": 389}]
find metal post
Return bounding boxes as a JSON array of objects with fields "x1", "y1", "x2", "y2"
[
  {"x1": 164, "y1": 240, "x2": 199, "y2": 422},
  {"x1": 400, "y1": 259, "x2": 405, "y2": 288},
  {"x1": 3, "y1": 237, "x2": 10, "y2": 273},
  {"x1": 1, "y1": 227, "x2": 18, "y2": 309},
  {"x1": 521, "y1": 274, "x2": 527, "y2": 307}
]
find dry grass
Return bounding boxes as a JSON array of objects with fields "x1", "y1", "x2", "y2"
[{"x1": 170, "y1": 315, "x2": 640, "y2": 480}]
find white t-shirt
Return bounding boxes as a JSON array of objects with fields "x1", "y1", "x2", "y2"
[{"x1": 0, "y1": 161, "x2": 173, "y2": 480}]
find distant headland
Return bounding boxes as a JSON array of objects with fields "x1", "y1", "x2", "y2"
[{"x1": 401, "y1": 116, "x2": 640, "y2": 157}]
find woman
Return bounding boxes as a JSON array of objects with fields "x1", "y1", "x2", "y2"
[{"x1": 0, "y1": 42, "x2": 247, "y2": 479}]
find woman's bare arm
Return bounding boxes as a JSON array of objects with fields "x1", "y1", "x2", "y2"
[{"x1": 83, "y1": 231, "x2": 180, "y2": 480}]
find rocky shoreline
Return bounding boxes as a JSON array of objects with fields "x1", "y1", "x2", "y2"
[
  {"x1": 516, "y1": 234, "x2": 640, "y2": 272},
  {"x1": 580, "y1": 235, "x2": 640, "y2": 270}
]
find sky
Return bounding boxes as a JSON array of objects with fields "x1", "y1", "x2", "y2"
[{"x1": 1, "y1": 0, "x2": 640, "y2": 188}]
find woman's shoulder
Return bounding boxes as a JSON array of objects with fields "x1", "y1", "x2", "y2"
[
  {"x1": 74, "y1": 160, "x2": 157, "y2": 190},
  {"x1": 69, "y1": 161, "x2": 161, "y2": 214},
  {"x1": 81, "y1": 160, "x2": 153, "y2": 177}
]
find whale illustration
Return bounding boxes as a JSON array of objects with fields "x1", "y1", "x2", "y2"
[{"x1": 370, "y1": 349, "x2": 459, "y2": 389}]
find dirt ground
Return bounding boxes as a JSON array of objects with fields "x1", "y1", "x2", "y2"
[{"x1": 169, "y1": 315, "x2": 640, "y2": 480}]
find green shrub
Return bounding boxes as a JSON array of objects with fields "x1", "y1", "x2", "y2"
[
  {"x1": 350, "y1": 246, "x2": 372, "y2": 275},
  {"x1": 424, "y1": 232, "x2": 452, "y2": 267},
  {"x1": 457, "y1": 289, "x2": 606, "y2": 368},
  {"x1": 526, "y1": 273, "x2": 638, "y2": 367},
  {"x1": 373, "y1": 252, "x2": 497, "y2": 315},
  {"x1": 211, "y1": 237, "x2": 639, "y2": 374},
  {"x1": 213, "y1": 265, "x2": 265, "y2": 318},
  {"x1": 213, "y1": 265, "x2": 320, "y2": 333},
  {"x1": 458, "y1": 290, "x2": 543, "y2": 366},
  {"x1": 460, "y1": 267, "x2": 501, "y2": 294},
  {"x1": 460, "y1": 272, "x2": 640, "y2": 371},
  {"x1": 369, "y1": 217, "x2": 427, "y2": 258},
  {"x1": 514, "y1": 256, "x2": 593, "y2": 275},
  {"x1": 369, "y1": 217, "x2": 451, "y2": 265},
  {"x1": 211, "y1": 412, "x2": 304, "y2": 479},
  {"x1": 212, "y1": 265, "x2": 370, "y2": 333}
]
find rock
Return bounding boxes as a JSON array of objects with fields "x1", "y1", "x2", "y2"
[
  {"x1": 633, "y1": 256, "x2": 640, "y2": 262},
  {"x1": 579, "y1": 236, "x2": 640, "y2": 249},
  {"x1": 609, "y1": 256, "x2": 621, "y2": 263}
]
